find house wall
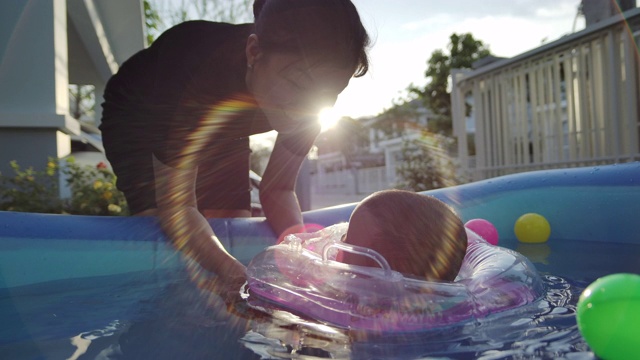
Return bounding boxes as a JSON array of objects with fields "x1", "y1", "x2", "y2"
[
  {"x1": 311, "y1": 135, "x2": 417, "y2": 197},
  {"x1": 0, "y1": 0, "x2": 144, "y2": 176},
  {"x1": 0, "y1": 0, "x2": 76, "y2": 175}
]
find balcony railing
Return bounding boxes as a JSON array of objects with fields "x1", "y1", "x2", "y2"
[{"x1": 452, "y1": 7, "x2": 640, "y2": 180}]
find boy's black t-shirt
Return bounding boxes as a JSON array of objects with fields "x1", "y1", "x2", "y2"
[
  {"x1": 101, "y1": 21, "x2": 275, "y2": 166},
  {"x1": 100, "y1": 21, "x2": 319, "y2": 212}
]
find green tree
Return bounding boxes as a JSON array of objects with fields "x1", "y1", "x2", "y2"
[
  {"x1": 69, "y1": 84, "x2": 95, "y2": 122},
  {"x1": 145, "y1": 0, "x2": 253, "y2": 44},
  {"x1": 372, "y1": 97, "x2": 425, "y2": 140},
  {"x1": 335, "y1": 117, "x2": 369, "y2": 166},
  {"x1": 314, "y1": 116, "x2": 371, "y2": 166},
  {"x1": 411, "y1": 33, "x2": 491, "y2": 135},
  {"x1": 395, "y1": 133, "x2": 462, "y2": 192},
  {"x1": 144, "y1": 0, "x2": 162, "y2": 45}
]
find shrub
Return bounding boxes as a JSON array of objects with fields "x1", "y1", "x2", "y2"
[
  {"x1": 395, "y1": 133, "x2": 463, "y2": 192},
  {"x1": 0, "y1": 160, "x2": 62, "y2": 213},
  {"x1": 0, "y1": 158, "x2": 129, "y2": 216}
]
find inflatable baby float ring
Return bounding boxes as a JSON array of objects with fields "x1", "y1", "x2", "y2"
[{"x1": 244, "y1": 223, "x2": 545, "y2": 332}]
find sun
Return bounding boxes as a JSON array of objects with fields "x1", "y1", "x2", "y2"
[{"x1": 318, "y1": 107, "x2": 341, "y2": 132}]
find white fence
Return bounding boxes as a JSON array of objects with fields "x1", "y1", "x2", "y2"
[
  {"x1": 453, "y1": 8, "x2": 640, "y2": 180},
  {"x1": 311, "y1": 166, "x2": 393, "y2": 196}
]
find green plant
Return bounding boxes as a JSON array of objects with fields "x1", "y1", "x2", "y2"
[
  {"x1": 0, "y1": 158, "x2": 129, "y2": 216},
  {"x1": 395, "y1": 133, "x2": 463, "y2": 192},
  {"x1": 409, "y1": 33, "x2": 491, "y2": 135},
  {"x1": 62, "y1": 158, "x2": 129, "y2": 216},
  {"x1": 0, "y1": 160, "x2": 62, "y2": 213}
]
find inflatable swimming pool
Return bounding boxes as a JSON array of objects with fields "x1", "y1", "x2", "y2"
[
  {"x1": 1, "y1": 162, "x2": 639, "y2": 290},
  {"x1": 245, "y1": 224, "x2": 545, "y2": 332},
  {"x1": 1, "y1": 163, "x2": 639, "y2": 359}
]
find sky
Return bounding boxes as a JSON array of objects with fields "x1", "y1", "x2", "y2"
[{"x1": 328, "y1": 0, "x2": 587, "y2": 121}]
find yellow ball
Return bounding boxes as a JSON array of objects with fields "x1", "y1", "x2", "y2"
[{"x1": 514, "y1": 213, "x2": 551, "y2": 243}]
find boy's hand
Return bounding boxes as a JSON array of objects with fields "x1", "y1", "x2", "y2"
[
  {"x1": 217, "y1": 272, "x2": 247, "y2": 306},
  {"x1": 188, "y1": 257, "x2": 246, "y2": 307}
]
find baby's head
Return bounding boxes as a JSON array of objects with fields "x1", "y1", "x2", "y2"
[{"x1": 342, "y1": 190, "x2": 467, "y2": 281}]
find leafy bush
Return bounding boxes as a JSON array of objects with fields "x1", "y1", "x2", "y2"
[
  {"x1": 0, "y1": 158, "x2": 129, "y2": 216},
  {"x1": 0, "y1": 160, "x2": 62, "y2": 213},
  {"x1": 395, "y1": 133, "x2": 464, "y2": 192}
]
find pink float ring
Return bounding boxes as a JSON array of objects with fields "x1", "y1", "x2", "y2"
[{"x1": 244, "y1": 224, "x2": 544, "y2": 332}]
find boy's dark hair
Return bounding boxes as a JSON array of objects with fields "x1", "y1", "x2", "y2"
[
  {"x1": 345, "y1": 190, "x2": 468, "y2": 281},
  {"x1": 252, "y1": 0, "x2": 370, "y2": 77}
]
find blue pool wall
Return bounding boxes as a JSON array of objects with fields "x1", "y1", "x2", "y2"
[{"x1": 1, "y1": 162, "x2": 639, "y2": 288}]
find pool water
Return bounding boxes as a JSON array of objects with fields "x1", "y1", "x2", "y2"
[{"x1": 2, "y1": 237, "x2": 639, "y2": 360}]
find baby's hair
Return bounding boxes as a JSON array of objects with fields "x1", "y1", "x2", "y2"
[
  {"x1": 347, "y1": 190, "x2": 468, "y2": 281},
  {"x1": 252, "y1": 0, "x2": 370, "y2": 77}
]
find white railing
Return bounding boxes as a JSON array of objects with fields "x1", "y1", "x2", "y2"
[
  {"x1": 357, "y1": 166, "x2": 390, "y2": 194},
  {"x1": 452, "y1": 8, "x2": 640, "y2": 180},
  {"x1": 312, "y1": 166, "x2": 392, "y2": 195}
]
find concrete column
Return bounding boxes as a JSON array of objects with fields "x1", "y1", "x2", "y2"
[{"x1": 0, "y1": 0, "x2": 78, "y2": 174}]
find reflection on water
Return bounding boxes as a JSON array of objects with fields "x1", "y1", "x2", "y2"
[
  {"x1": 67, "y1": 321, "x2": 125, "y2": 360},
  {"x1": 1, "y1": 269, "x2": 597, "y2": 359},
  {"x1": 242, "y1": 311, "x2": 351, "y2": 359},
  {"x1": 516, "y1": 244, "x2": 551, "y2": 265}
]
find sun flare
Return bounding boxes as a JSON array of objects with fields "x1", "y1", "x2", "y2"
[{"x1": 318, "y1": 107, "x2": 341, "y2": 132}]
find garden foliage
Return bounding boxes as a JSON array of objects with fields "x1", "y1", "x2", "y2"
[
  {"x1": 0, "y1": 158, "x2": 129, "y2": 216},
  {"x1": 395, "y1": 133, "x2": 463, "y2": 192}
]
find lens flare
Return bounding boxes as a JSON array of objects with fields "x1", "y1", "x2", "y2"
[{"x1": 318, "y1": 107, "x2": 340, "y2": 132}]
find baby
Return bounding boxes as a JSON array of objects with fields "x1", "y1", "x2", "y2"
[{"x1": 341, "y1": 189, "x2": 468, "y2": 281}]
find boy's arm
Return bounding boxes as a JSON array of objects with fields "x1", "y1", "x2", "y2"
[
  {"x1": 259, "y1": 133, "x2": 313, "y2": 241},
  {"x1": 152, "y1": 155, "x2": 246, "y2": 289}
]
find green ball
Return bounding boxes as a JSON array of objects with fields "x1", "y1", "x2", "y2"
[
  {"x1": 514, "y1": 213, "x2": 551, "y2": 243},
  {"x1": 576, "y1": 273, "x2": 640, "y2": 360}
]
